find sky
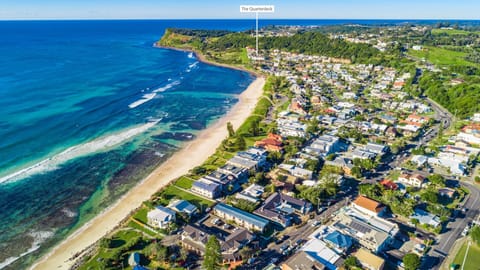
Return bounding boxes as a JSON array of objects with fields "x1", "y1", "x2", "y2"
[{"x1": 0, "y1": 0, "x2": 479, "y2": 20}]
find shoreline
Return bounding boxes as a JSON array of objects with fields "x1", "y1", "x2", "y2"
[
  {"x1": 154, "y1": 43, "x2": 261, "y2": 77},
  {"x1": 31, "y1": 54, "x2": 265, "y2": 269}
]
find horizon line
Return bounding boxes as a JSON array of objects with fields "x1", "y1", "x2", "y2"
[{"x1": 1, "y1": 18, "x2": 480, "y2": 22}]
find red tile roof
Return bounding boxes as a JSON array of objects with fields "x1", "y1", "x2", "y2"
[{"x1": 353, "y1": 196, "x2": 384, "y2": 213}]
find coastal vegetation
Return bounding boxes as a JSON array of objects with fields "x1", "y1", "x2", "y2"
[
  {"x1": 159, "y1": 28, "x2": 384, "y2": 64},
  {"x1": 418, "y1": 71, "x2": 480, "y2": 118}
]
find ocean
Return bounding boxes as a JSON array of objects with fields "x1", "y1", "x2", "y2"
[{"x1": 0, "y1": 19, "x2": 468, "y2": 269}]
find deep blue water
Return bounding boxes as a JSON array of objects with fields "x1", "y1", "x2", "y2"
[{"x1": 1, "y1": 19, "x2": 478, "y2": 269}]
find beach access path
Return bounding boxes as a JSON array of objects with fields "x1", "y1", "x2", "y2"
[{"x1": 31, "y1": 76, "x2": 265, "y2": 270}]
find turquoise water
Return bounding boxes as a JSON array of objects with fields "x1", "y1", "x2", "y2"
[{"x1": 0, "y1": 20, "x2": 253, "y2": 269}]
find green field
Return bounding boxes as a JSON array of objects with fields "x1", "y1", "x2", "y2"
[
  {"x1": 453, "y1": 242, "x2": 480, "y2": 270},
  {"x1": 409, "y1": 46, "x2": 478, "y2": 67},
  {"x1": 431, "y1": 28, "x2": 478, "y2": 36}
]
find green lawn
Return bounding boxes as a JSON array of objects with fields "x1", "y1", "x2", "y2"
[
  {"x1": 132, "y1": 207, "x2": 149, "y2": 224},
  {"x1": 161, "y1": 185, "x2": 214, "y2": 210},
  {"x1": 79, "y1": 230, "x2": 145, "y2": 270},
  {"x1": 409, "y1": 46, "x2": 477, "y2": 67},
  {"x1": 453, "y1": 242, "x2": 480, "y2": 270},
  {"x1": 174, "y1": 176, "x2": 194, "y2": 189}
]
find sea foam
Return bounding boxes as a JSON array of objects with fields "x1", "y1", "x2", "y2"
[
  {"x1": 0, "y1": 121, "x2": 159, "y2": 185},
  {"x1": 185, "y1": 61, "x2": 199, "y2": 73},
  {"x1": 0, "y1": 231, "x2": 54, "y2": 269},
  {"x1": 128, "y1": 80, "x2": 181, "y2": 109}
]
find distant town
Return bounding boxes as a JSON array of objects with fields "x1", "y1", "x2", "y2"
[{"x1": 75, "y1": 23, "x2": 480, "y2": 270}]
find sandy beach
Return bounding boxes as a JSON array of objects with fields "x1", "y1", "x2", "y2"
[{"x1": 31, "y1": 75, "x2": 265, "y2": 270}]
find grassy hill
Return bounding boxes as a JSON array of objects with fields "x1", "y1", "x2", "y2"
[{"x1": 408, "y1": 46, "x2": 479, "y2": 68}]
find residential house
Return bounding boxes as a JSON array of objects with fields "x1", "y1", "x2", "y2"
[
  {"x1": 352, "y1": 196, "x2": 386, "y2": 217},
  {"x1": 281, "y1": 251, "x2": 329, "y2": 270},
  {"x1": 205, "y1": 170, "x2": 240, "y2": 193},
  {"x1": 298, "y1": 239, "x2": 342, "y2": 270},
  {"x1": 365, "y1": 142, "x2": 389, "y2": 155},
  {"x1": 147, "y1": 206, "x2": 176, "y2": 229},
  {"x1": 410, "y1": 209, "x2": 441, "y2": 228},
  {"x1": 254, "y1": 192, "x2": 312, "y2": 227},
  {"x1": 217, "y1": 164, "x2": 249, "y2": 183},
  {"x1": 305, "y1": 135, "x2": 341, "y2": 157},
  {"x1": 227, "y1": 147, "x2": 268, "y2": 170},
  {"x1": 167, "y1": 199, "x2": 198, "y2": 217},
  {"x1": 352, "y1": 148, "x2": 377, "y2": 160},
  {"x1": 191, "y1": 178, "x2": 222, "y2": 199},
  {"x1": 380, "y1": 179, "x2": 398, "y2": 191},
  {"x1": 324, "y1": 231, "x2": 353, "y2": 253},
  {"x1": 428, "y1": 152, "x2": 467, "y2": 176},
  {"x1": 181, "y1": 224, "x2": 257, "y2": 263},
  {"x1": 332, "y1": 208, "x2": 398, "y2": 253},
  {"x1": 255, "y1": 133, "x2": 284, "y2": 152},
  {"x1": 278, "y1": 163, "x2": 313, "y2": 180},
  {"x1": 213, "y1": 203, "x2": 269, "y2": 232},
  {"x1": 411, "y1": 155, "x2": 428, "y2": 168},
  {"x1": 289, "y1": 97, "x2": 308, "y2": 115},
  {"x1": 325, "y1": 156, "x2": 354, "y2": 175},
  {"x1": 398, "y1": 173, "x2": 426, "y2": 188},
  {"x1": 353, "y1": 248, "x2": 385, "y2": 270},
  {"x1": 457, "y1": 132, "x2": 480, "y2": 145},
  {"x1": 236, "y1": 184, "x2": 264, "y2": 203}
]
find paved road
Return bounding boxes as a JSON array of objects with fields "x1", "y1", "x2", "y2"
[{"x1": 425, "y1": 181, "x2": 480, "y2": 269}]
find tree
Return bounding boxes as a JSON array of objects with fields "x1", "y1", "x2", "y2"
[
  {"x1": 239, "y1": 246, "x2": 254, "y2": 259},
  {"x1": 351, "y1": 166, "x2": 362, "y2": 178},
  {"x1": 145, "y1": 242, "x2": 168, "y2": 262},
  {"x1": 344, "y1": 255, "x2": 361, "y2": 270},
  {"x1": 403, "y1": 253, "x2": 421, "y2": 270},
  {"x1": 227, "y1": 122, "x2": 235, "y2": 137},
  {"x1": 410, "y1": 218, "x2": 420, "y2": 228},
  {"x1": 429, "y1": 174, "x2": 445, "y2": 187},
  {"x1": 255, "y1": 172, "x2": 265, "y2": 183},
  {"x1": 203, "y1": 235, "x2": 222, "y2": 270},
  {"x1": 234, "y1": 135, "x2": 246, "y2": 151},
  {"x1": 325, "y1": 153, "x2": 336, "y2": 161},
  {"x1": 471, "y1": 226, "x2": 480, "y2": 246},
  {"x1": 249, "y1": 120, "x2": 260, "y2": 136},
  {"x1": 179, "y1": 246, "x2": 189, "y2": 261},
  {"x1": 421, "y1": 189, "x2": 438, "y2": 204},
  {"x1": 100, "y1": 237, "x2": 112, "y2": 249},
  {"x1": 157, "y1": 245, "x2": 168, "y2": 262}
]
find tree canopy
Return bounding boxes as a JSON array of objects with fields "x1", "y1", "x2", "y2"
[{"x1": 203, "y1": 235, "x2": 222, "y2": 270}]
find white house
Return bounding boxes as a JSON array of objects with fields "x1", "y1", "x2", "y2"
[
  {"x1": 410, "y1": 209, "x2": 441, "y2": 228},
  {"x1": 398, "y1": 173, "x2": 426, "y2": 188},
  {"x1": 147, "y1": 206, "x2": 176, "y2": 229}
]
